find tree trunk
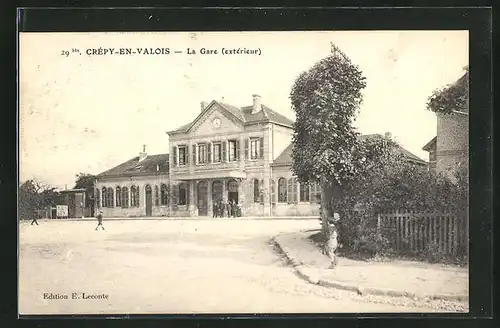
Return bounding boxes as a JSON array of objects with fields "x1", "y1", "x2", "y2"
[{"x1": 320, "y1": 180, "x2": 338, "y2": 237}]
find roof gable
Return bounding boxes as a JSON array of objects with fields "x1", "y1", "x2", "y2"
[
  {"x1": 188, "y1": 102, "x2": 244, "y2": 135},
  {"x1": 422, "y1": 136, "x2": 437, "y2": 152},
  {"x1": 167, "y1": 99, "x2": 294, "y2": 135}
]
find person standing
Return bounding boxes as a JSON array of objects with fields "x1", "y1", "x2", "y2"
[
  {"x1": 95, "y1": 211, "x2": 105, "y2": 231},
  {"x1": 323, "y1": 213, "x2": 340, "y2": 269},
  {"x1": 219, "y1": 200, "x2": 225, "y2": 218},
  {"x1": 213, "y1": 201, "x2": 219, "y2": 218},
  {"x1": 30, "y1": 210, "x2": 39, "y2": 226},
  {"x1": 226, "y1": 200, "x2": 232, "y2": 218}
]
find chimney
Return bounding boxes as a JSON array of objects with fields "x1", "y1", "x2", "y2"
[
  {"x1": 251, "y1": 94, "x2": 262, "y2": 114},
  {"x1": 201, "y1": 101, "x2": 208, "y2": 112},
  {"x1": 139, "y1": 144, "x2": 147, "y2": 161},
  {"x1": 384, "y1": 132, "x2": 392, "y2": 139}
]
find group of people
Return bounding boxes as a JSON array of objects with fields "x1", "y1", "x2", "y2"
[{"x1": 213, "y1": 199, "x2": 241, "y2": 218}]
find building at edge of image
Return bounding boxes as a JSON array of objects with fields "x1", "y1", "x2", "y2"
[{"x1": 94, "y1": 95, "x2": 428, "y2": 218}]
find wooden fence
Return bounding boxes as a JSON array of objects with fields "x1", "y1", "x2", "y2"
[{"x1": 378, "y1": 210, "x2": 468, "y2": 257}]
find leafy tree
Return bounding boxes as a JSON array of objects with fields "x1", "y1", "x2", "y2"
[
  {"x1": 290, "y1": 44, "x2": 367, "y2": 234},
  {"x1": 427, "y1": 66, "x2": 469, "y2": 114},
  {"x1": 19, "y1": 179, "x2": 60, "y2": 219}
]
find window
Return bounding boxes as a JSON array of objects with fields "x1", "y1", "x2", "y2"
[
  {"x1": 116, "y1": 187, "x2": 122, "y2": 207},
  {"x1": 122, "y1": 187, "x2": 129, "y2": 208},
  {"x1": 178, "y1": 183, "x2": 187, "y2": 205},
  {"x1": 250, "y1": 138, "x2": 260, "y2": 159},
  {"x1": 135, "y1": 186, "x2": 140, "y2": 207},
  {"x1": 300, "y1": 183, "x2": 310, "y2": 202},
  {"x1": 278, "y1": 178, "x2": 287, "y2": 203},
  {"x1": 95, "y1": 189, "x2": 101, "y2": 209},
  {"x1": 102, "y1": 187, "x2": 107, "y2": 207},
  {"x1": 161, "y1": 184, "x2": 169, "y2": 205},
  {"x1": 228, "y1": 140, "x2": 237, "y2": 162},
  {"x1": 130, "y1": 186, "x2": 138, "y2": 207},
  {"x1": 154, "y1": 185, "x2": 159, "y2": 206},
  {"x1": 213, "y1": 142, "x2": 222, "y2": 163},
  {"x1": 107, "y1": 187, "x2": 114, "y2": 208},
  {"x1": 253, "y1": 179, "x2": 260, "y2": 203},
  {"x1": 198, "y1": 143, "x2": 207, "y2": 164},
  {"x1": 178, "y1": 146, "x2": 187, "y2": 166},
  {"x1": 310, "y1": 183, "x2": 321, "y2": 204}
]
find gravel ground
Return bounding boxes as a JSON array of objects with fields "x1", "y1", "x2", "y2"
[{"x1": 19, "y1": 219, "x2": 467, "y2": 315}]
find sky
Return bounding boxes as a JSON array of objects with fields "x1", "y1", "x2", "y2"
[{"x1": 19, "y1": 31, "x2": 468, "y2": 189}]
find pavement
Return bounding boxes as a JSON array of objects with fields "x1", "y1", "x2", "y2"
[
  {"x1": 19, "y1": 219, "x2": 468, "y2": 315},
  {"x1": 273, "y1": 230, "x2": 469, "y2": 303}
]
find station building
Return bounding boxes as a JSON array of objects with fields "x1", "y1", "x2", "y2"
[{"x1": 95, "y1": 95, "x2": 426, "y2": 218}]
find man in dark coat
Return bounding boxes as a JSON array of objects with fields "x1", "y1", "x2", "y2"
[
  {"x1": 30, "y1": 210, "x2": 39, "y2": 226},
  {"x1": 213, "y1": 202, "x2": 218, "y2": 218},
  {"x1": 95, "y1": 211, "x2": 105, "y2": 231}
]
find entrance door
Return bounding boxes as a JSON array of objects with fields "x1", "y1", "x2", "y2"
[
  {"x1": 228, "y1": 179, "x2": 239, "y2": 203},
  {"x1": 145, "y1": 185, "x2": 153, "y2": 216},
  {"x1": 197, "y1": 181, "x2": 208, "y2": 216}
]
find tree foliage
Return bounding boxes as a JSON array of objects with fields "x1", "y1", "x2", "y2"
[
  {"x1": 290, "y1": 46, "x2": 367, "y2": 187},
  {"x1": 427, "y1": 66, "x2": 469, "y2": 114},
  {"x1": 333, "y1": 139, "x2": 468, "y2": 258},
  {"x1": 19, "y1": 180, "x2": 60, "y2": 219}
]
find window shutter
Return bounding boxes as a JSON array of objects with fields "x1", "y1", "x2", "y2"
[
  {"x1": 270, "y1": 179, "x2": 276, "y2": 204},
  {"x1": 192, "y1": 145, "x2": 196, "y2": 164},
  {"x1": 235, "y1": 140, "x2": 240, "y2": 161},
  {"x1": 259, "y1": 137, "x2": 264, "y2": 159},
  {"x1": 244, "y1": 138, "x2": 249, "y2": 160},
  {"x1": 172, "y1": 146, "x2": 177, "y2": 166},
  {"x1": 222, "y1": 141, "x2": 227, "y2": 162},
  {"x1": 186, "y1": 183, "x2": 190, "y2": 206},
  {"x1": 207, "y1": 143, "x2": 212, "y2": 163},
  {"x1": 136, "y1": 187, "x2": 140, "y2": 207}
]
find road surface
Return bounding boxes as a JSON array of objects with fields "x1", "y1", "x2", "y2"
[{"x1": 19, "y1": 219, "x2": 456, "y2": 315}]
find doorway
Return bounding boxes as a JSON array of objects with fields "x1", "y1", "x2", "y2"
[
  {"x1": 228, "y1": 179, "x2": 239, "y2": 203},
  {"x1": 197, "y1": 181, "x2": 208, "y2": 216},
  {"x1": 145, "y1": 185, "x2": 152, "y2": 216}
]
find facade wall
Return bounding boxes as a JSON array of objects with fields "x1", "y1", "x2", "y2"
[
  {"x1": 436, "y1": 112, "x2": 469, "y2": 178},
  {"x1": 271, "y1": 166, "x2": 321, "y2": 217},
  {"x1": 95, "y1": 174, "x2": 170, "y2": 218}
]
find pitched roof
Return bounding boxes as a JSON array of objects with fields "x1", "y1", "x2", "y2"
[
  {"x1": 272, "y1": 134, "x2": 427, "y2": 167},
  {"x1": 97, "y1": 153, "x2": 170, "y2": 178},
  {"x1": 422, "y1": 136, "x2": 437, "y2": 152},
  {"x1": 167, "y1": 100, "x2": 294, "y2": 134}
]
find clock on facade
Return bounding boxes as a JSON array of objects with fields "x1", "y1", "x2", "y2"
[{"x1": 212, "y1": 117, "x2": 221, "y2": 128}]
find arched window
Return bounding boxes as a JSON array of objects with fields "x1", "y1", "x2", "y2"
[
  {"x1": 155, "y1": 185, "x2": 159, "y2": 206},
  {"x1": 122, "y1": 187, "x2": 129, "y2": 208},
  {"x1": 95, "y1": 188, "x2": 101, "y2": 209},
  {"x1": 278, "y1": 178, "x2": 287, "y2": 203},
  {"x1": 253, "y1": 179, "x2": 260, "y2": 203},
  {"x1": 135, "y1": 186, "x2": 140, "y2": 207},
  {"x1": 300, "y1": 182, "x2": 310, "y2": 202},
  {"x1": 130, "y1": 186, "x2": 137, "y2": 207},
  {"x1": 161, "y1": 184, "x2": 169, "y2": 206},
  {"x1": 116, "y1": 187, "x2": 122, "y2": 207},
  {"x1": 178, "y1": 183, "x2": 187, "y2": 205},
  {"x1": 107, "y1": 187, "x2": 114, "y2": 208},
  {"x1": 102, "y1": 187, "x2": 107, "y2": 207}
]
